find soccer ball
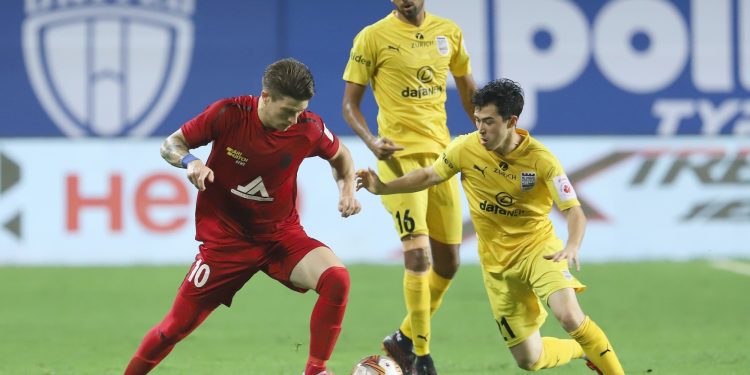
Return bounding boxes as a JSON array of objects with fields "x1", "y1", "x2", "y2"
[{"x1": 350, "y1": 354, "x2": 403, "y2": 375}]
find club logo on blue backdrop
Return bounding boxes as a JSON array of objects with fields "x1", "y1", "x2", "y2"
[
  {"x1": 22, "y1": 0, "x2": 195, "y2": 137},
  {"x1": 492, "y1": 0, "x2": 750, "y2": 135}
]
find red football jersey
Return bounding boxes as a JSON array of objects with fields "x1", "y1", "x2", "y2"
[{"x1": 180, "y1": 95, "x2": 340, "y2": 244}]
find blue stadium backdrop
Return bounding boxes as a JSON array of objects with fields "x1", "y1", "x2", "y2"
[{"x1": 2, "y1": 0, "x2": 749, "y2": 138}]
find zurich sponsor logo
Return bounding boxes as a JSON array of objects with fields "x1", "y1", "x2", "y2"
[{"x1": 22, "y1": 0, "x2": 195, "y2": 137}]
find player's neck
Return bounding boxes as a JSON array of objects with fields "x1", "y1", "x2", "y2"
[
  {"x1": 256, "y1": 96, "x2": 273, "y2": 130},
  {"x1": 395, "y1": 11, "x2": 425, "y2": 27},
  {"x1": 494, "y1": 130, "x2": 522, "y2": 156}
]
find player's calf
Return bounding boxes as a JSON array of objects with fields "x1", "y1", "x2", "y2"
[
  {"x1": 306, "y1": 266, "x2": 350, "y2": 375},
  {"x1": 124, "y1": 295, "x2": 215, "y2": 375}
]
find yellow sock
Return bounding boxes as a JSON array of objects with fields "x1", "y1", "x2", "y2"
[
  {"x1": 570, "y1": 316, "x2": 625, "y2": 375},
  {"x1": 400, "y1": 269, "x2": 452, "y2": 341},
  {"x1": 399, "y1": 271, "x2": 431, "y2": 355},
  {"x1": 427, "y1": 268, "x2": 452, "y2": 314},
  {"x1": 530, "y1": 337, "x2": 584, "y2": 370}
]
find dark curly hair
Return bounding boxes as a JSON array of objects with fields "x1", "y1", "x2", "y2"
[
  {"x1": 471, "y1": 78, "x2": 524, "y2": 120},
  {"x1": 262, "y1": 58, "x2": 315, "y2": 101}
]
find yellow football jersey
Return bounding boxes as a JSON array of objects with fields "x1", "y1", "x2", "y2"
[
  {"x1": 432, "y1": 129, "x2": 581, "y2": 272},
  {"x1": 343, "y1": 11, "x2": 472, "y2": 156}
]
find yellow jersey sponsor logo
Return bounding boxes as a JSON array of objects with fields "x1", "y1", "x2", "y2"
[
  {"x1": 349, "y1": 52, "x2": 371, "y2": 67},
  {"x1": 401, "y1": 85, "x2": 443, "y2": 98},
  {"x1": 479, "y1": 200, "x2": 526, "y2": 217},
  {"x1": 479, "y1": 192, "x2": 525, "y2": 217}
]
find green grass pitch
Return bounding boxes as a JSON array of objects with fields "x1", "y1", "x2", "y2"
[{"x1": 1, "y1": 261, "x2": 748, "y2": 374}]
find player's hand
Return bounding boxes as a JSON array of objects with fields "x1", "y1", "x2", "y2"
[
  {"x1": 186, "y1": 160, "x2": 214, "y2": 191},
  {"x1": 355, "y1": 167, "x2": 386, "y2": 194},
  {"x1": 543, "y1": 246, "x2": 581, "y2": 271},
  {"x1": 338, "y1": 191, "x2": 362, "y2": 218},
  {"x1": 367, "y1": 137, "x2": 404, "y2": 160}
]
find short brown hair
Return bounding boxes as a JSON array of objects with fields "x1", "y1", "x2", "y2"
[{"x1": 262, "y1": 58, "x2": 315, "y2": 101}]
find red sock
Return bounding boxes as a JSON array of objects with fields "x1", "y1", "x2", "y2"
[
  {"x1": 122, "y1": 356, "x2": 158, "y2": 375},
  {"x1": 305, "y1": 266, "x2": 350, "y2": 374},
  {"x1": 124, "y1": 295, "x2": 216, "y2": 375}
]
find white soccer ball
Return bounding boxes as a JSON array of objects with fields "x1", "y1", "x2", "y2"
[{"x1": 350, "y1": 354, "x2": 404, "y2": 375}]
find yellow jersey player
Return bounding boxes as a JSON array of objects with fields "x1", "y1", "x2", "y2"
[
  {"x1": 342, "y1": 1, "x2": 476, "y2": 374},
  {"x1": 355, "y1": 79, "x2": 625, "y2": 375}
]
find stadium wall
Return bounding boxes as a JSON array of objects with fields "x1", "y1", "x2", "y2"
[{"x1": 0, "y1": 137, "x2": 746, "y2": 265}]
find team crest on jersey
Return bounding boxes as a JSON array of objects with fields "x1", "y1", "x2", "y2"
[
  {"x1": 436, "y1": 36, "x2": 449, "y2": 56},
  {"x1": 22, "y1": 0, "x2": 195, "y2": 137},
  {"x1": 521, "y1": 172, "x2": 536, "y2": 191}
]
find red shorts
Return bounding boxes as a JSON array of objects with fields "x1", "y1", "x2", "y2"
[{"x1": 177, "y1": 228, "x2": 327, "y2": 307}]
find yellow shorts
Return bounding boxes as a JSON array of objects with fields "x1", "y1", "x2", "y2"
[
  {"x1": 481, "y1": 245, "x2": 586, "y2": 347},
  {"x1": 377, "y1": 153, "x2": 462, "y2": 245}
]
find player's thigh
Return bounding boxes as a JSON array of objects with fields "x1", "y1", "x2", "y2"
[
  {"x1": 527, "y1": 245, "x2": 587, "y2": 306},
  {"x1": 263, "y1": 229, "x2": 337, "y2": 292},
  {"x1": 178, "y1": 243, "x2": 262, "y2": 307},
  {"x1": 289, "y1": 246, "x2": 344, "y2": 290},
  {"x1": 425, "y1": 174, "x2": 462, "y2": 245},
  {"x1": 377, "y1": 156, "x2": 430, "y2": 239},
  {"x1": 482, "y1": 265, "x2": 548, "y2": 348}
]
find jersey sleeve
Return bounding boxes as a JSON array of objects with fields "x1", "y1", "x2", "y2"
[
  {"x1": 180, "y1": 99, "x2": 240, "y2": 148},
  {"x1": 449, "y1": 24, "x2": 472, "y2": 77},
  {"x1": 342, "y1": 27, "x2": 377, "y2": 85},
  {"x1": 309, "y1": 118, "x2": 341, "y2": 160},
  {"x1": 540, "y1": 156, "x2": 580, "y2": 211},
  {"x1": 432, "y1": 136, "x2": 463, "y2": 179}
]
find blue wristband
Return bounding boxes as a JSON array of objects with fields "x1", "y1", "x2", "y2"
[{"x1": 180, "y1": 153, "x2": 199, "y2": 168}]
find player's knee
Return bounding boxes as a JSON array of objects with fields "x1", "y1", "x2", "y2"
[
  {"x1": 432, "y1": 256, "x2": 459, "y2": 279},
  {"x1": 156, "y1": 321, "x2": 191, "y2": 345},
  {"x1": 553, "y1": 309, "x2": 585, "y2": 332},
  {"x1": 316, "y1": 266, "x2": 350, "y2": 305},
  {"x1": 155, "y1": 327, "x2": 177, "y2": 345},
  {"x1": 515, "y1": 357, "x2": 539, "y2": 371},
  {"x1": 431, "y1": 242, "x2": 460, "y2": 272},
  {"x1": 403, "y1": 247, "x2": 431, "y2": 272}
]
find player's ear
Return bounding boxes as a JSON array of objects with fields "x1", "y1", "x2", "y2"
[
  {"x1": 260, "y1": 90, "x2": 273, "y2": 105},
  {"x1": 507, "y1": 115, "x2": 519, "y2": 128}
]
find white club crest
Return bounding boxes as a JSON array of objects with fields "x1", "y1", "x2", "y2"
[
  {"x1": 231, "y1": 176, "x2": 274, "y2": 202},
  {"x1": 22, "y1": 1, "x2": 195, "y2": 137},
  {"x1": 436, "y1": 35, "x2": 449, "y2": 56}
]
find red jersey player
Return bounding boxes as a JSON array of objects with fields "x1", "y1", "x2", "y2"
[{"x1": 124, "y1": 58, "x2": 361, "y2": 375}]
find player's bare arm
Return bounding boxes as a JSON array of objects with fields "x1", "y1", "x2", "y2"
[
  {"x1": 160, "y1": 129, "x2": 214, "y2": 191},
  {"x1": 454, "y1": 73, "x2": 478, "y2": 123},
  {"x1": 328, "y1": 143, "x2": 362, "y2": 218},
  {"x1": 160, "y1": 129, "x2": 192, "y2": 167},
  {"x1": 342, "y1": 81, "x2": 404, "y2": 160},
  {"x1": 356, "y1": 166, "x2": 445, "y2": 195},
  {"x1": 543, "y1": 205, "x2": 587, "y2": 271}
]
